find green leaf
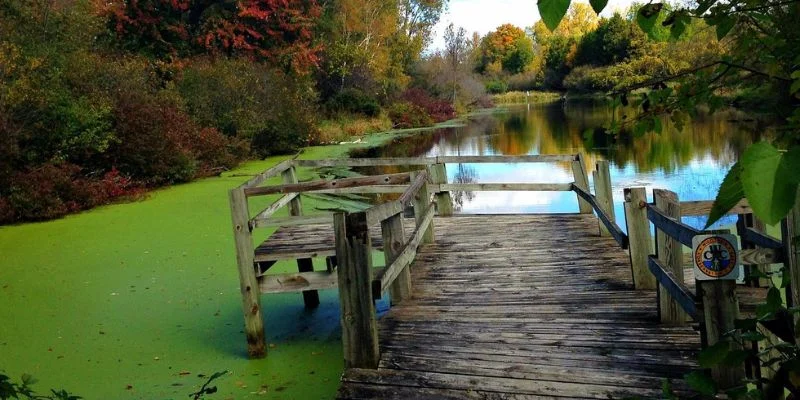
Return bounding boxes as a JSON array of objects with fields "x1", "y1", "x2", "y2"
[
  {"x1": 740, "y1": 331, "x2": 766, "y2": 342},
  {"x1": 741, "y1": 143, "x2": 800, "y2": 225},
  {"x1": 756, "y1": 287, "x2": 783, "y2": 319},
  {"x1": 792, "y1": 79, "x2": 800, "y2": 95},
  {"x1": 636, "y1": 3, "x2": 663, "y2": 36},
  {"x1": 699, "y1": 340, "x2": 730, "y2": 368},
  {"x1": 685, "y1": 371, "x2": 717, "y2": 396},
  {"x1": 713, "y1": 16, "x2": 737, "y2": 40},
  {"x1": 722, "y1": 349, "x2": 751, "y2": 366},
  {"x1": 705, "y1": 161, "x2": 744, "y2": 228},
  {"x1": 589, "y1": 0, "x2": 608, "y2": 14},
  {"x1": 538, "y1": 0, "x2": 571, "y2": 31},
  {"x1": 694, "y1": 0, "x2": 716, "y2": 15}
]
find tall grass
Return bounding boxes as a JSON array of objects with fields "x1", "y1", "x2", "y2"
[{"x1": 492, "y1": 91, "x2": 562, "y2": 105}]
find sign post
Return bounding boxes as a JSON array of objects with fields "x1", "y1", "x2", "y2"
[{"x1": 692, "y1": 233, "x2": 744, "y2": 389}]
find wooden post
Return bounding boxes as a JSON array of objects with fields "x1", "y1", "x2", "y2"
[
  {"x1": 572, "y1": 153, "x2": 592, "y2": 214},
  {"x1": 593, "y1": 160, "x2": 615, "y2": 237},
  {"x1": 624, "y1": 188, "x2": 657, "y2": 290},
  {"x1": 229, "y1": 188, "x2": 266, "y2": 358},
  {"x1": 382, "y1": 213, "x2": 411, "y2": 305},
  {"x1": 784, "y1": 190, "x2": 800, "y2": 343},
  {"x1": 411, "y1": 171, "x2": 434, "y2": 244},
  {"x1": 429, "y1": 163, "x2": 453, "y2": 216},
  {"x1": 737, "y1": 214, "x2": 769, "y2": 287},
  {"x1": 654, "y1": 189, "x2": 687, "y2": 325},
  {"x1": 283, "y1": 165, "x2": 319, "y2": 308},
  {"x1": 698, "y1": 279, "x2": 743, "y2": 388},
  {"x1": 335, "y1": 211, "x2": 380, "y2": 369}
]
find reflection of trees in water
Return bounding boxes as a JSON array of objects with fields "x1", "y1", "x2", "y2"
[{"x1": 451, "y1": 163, "x2": 477, "y2": 211}]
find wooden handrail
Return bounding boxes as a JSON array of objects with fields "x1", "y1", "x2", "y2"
[
  {"x1": 244, "y1": 172, "x2": 413, "y2": 197},
  {"x1": 239, "y1": 158, "x2": 295, "y2": 189},
  {"x1": 294, "y1": 154, "x2": 577, "y2": 168},
  {"x1": 571, "y1": 184, "x2": 629, "y2": 249},
  {"x1": 647, "y1": 256, "x2": 700, "y2": 321},
  {"x1": 740, "y1": 227, "x2": 783, "y2": 249},
  {"x1": 250, "y1": 193, "x2": 299, "y2": 225},
  {"x1": 645, "y1": 202, "x2": 701, "y2": 248},
  {"x1": 438, "y1": 183, "x2": 572, "y2": 192},
  {"x1": 398, "y1": 170, "x2": 429, "y2": 206},
  {"x1": 373, "y1": 202, "x2": 435, "y2": 297},
  {"x1": 680, "y1": 199, "x2": 751, "y2": 217}
]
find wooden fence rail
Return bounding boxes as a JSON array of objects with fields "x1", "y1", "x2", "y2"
[{"x1": 571, "y1": 183, "x2": 628, "y2": 249}]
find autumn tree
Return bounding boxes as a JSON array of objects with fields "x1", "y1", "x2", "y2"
[
  {"x1": 394, "y1": 0, "x2": 448, "y2": 70},
  {"x1": 105, "y1": 0, "x2": 322, "y2": 72},
  {"x1": 476, "y1": 24, "x2": 535, "y2": 74}
]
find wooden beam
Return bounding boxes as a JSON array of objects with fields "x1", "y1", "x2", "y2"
[
  {"x1": 593, "y1": 160, "x2": 615, "y2": 237},
  {"x1": 377, "y1": 203, "x2": 435, "y2": 294},
  {"x1": 429, "y1": 163, "x2": 453, "y2": 216},
  {"x1": 654, "y1": 189, "x2": 687, "y2": 326},
  {"x1": 740, "y1": 226, "x2": 783, "y2": 250},
  {"x1": 399, "y1": 170, "x2": 429, "y2": 206},
  {"x1": 438, "y1": 183, "x2": 573, "y2": 192},
  {"x1": 411, "y1": 172, "x2": 434, "y2": 244},
  {"x1": 680, "y1": 199, "x2": 752, "y2": 217},
  {"x1": 238, "y1": 158, "x2": 295, "y2": 189},
  {"x1": 309, "y1": 185, "x2": 409, "y2": 195},
  {"x1": 366, "y1": 201, "x2": 404, "y2": 226},
  {"x1": 783, "y1": 189, "x2": 800, "y2": 343},
  {"x1": 572, "y1": 184, "x2": 628, "y2": 249},
  {"x1": 251, "y1": 215, "x2": 332, "y2": 229},
  {"x1": 293, "y1": 154, "x2": 577, "y2": 168},
  {"x1": 251, "y1": 193, "x2": 298, "y2": 223},
  {"x1": 282, "y1": 165, "x2": 318, "y2": 308},
  {"x1": 737, "y1": 214, "x2": 770, "y2": 287},
  {"x1": 244, "y1": 172, "x2": 412, "y2": 197},
  {"x1": 335, "y1": 211, "x2": 380, "y2": 369},
  {"x1": 435, "y1": 154, "x2": 577, "y2": 163},
  {"x1": 228, "y1": 188, "x2": 266, "y2": 358},
  {"x1": 382, "y1": 213, "x2": 411, "y2": 305},
  {"x1": 624, "y1": 188, "x2": 657, "y2": 290},
  {"x1": 647, "y1": 256, "x2": 699, "y2": 321},
  {"x1": 646, "y1": 203, "x2": 700, "y2": 248},
  {"x1": 698, "y1": 279, "x2": 743, "y2": 388},
  {"x1": 572, "y1": 153, "x2": 592, "y2": 214}
]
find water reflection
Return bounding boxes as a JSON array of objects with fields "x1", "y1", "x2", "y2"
[{"x1": 352, "y1": 101, "x2": 762, "y2": 228}]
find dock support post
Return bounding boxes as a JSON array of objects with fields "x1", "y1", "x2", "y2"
[
  {"x1": 383, "y1": 213, "x2": 411, "y2": 305},
  {"x1": 784, "y1": 191, "x2": 800, "y2": 342},
  {"x1": 654, "y1": 189, "x2": 687, "y2": 325},
  {"x1": 335, "y1": 211, "x2": 380, "y2": 368},
  {"x1": 593, "y1": 160, "x2": 615, "y2": 237},
  {"x1": 283, "y1": 165, "x2": 319, "y2": 308},
  {"x1": 412, "y1": 171, "x2": 434, "y2": 244},
  {"x1": 429, "y1": 163, "x2": 453, "y2": 216},
  {"x1": 572, "y1": 153, "x2": 592, "y2": 214},
  {"x1": 229, "y1": 188, "x2": 266, "y2": 358},
  {"x1": 737, "y1": 214, "x2": 769, "y2": 287},
  {"x1": 699, "y1": 279, "x2": 743, "y2": 389},
  {"x1": 624, "y1": 188, "x2": 657, "y2": 290}
]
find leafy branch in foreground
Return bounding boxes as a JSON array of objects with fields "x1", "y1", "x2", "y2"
[{"x1": 0, "y1": 373, "x2": 80, "y2": 400}]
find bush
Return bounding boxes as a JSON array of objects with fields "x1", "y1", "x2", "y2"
[
  {"x1": 388, "y1": 102, "x2": 434, "y2": 129},
  {"x1": 485, "y1": 80, "x2": 508, "y2": 94},
  {"x1": 325, "y1": 88, "x2": 381, "y2": 117},
  {"x1": 400, "y1": 88, "x2": 455, "y2": 123},
  {"x1": 507, "y1": 71, "x2": 542, "y2": 92}
]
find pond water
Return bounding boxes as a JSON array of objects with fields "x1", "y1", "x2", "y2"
[{"x1": 353, "y1": 101, "x2": 765, "y2": 229}]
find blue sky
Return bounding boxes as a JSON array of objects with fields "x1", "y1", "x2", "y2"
[{"x1": 429, "y1": 0, "x2": 639, "y2": 51}]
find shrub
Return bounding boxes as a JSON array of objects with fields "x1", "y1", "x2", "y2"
[
  {"x1": 485, "y1": 80, "x2": 508, "y2": 94},
  {"x1": 400, "y1": 88, "x2": 455, "y2": 123},
  {"x1": 388, "y1": 102, "x2": 434, "y2": 129},
  {"x1": 325, "y1": 88, "x2": 381, "y2": 117},
  {"x1": 507, "y1": 71, "x2": 542, "y2": 92}
]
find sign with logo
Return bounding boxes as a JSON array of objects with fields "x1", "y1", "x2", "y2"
[{"x1": 691, "y1": 234, "x2": 740, "y2": 280}]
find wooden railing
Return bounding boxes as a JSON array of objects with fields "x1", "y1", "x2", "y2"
[
  {"x1": 624, "y1": 187, "x2": 793, "y2": 389},
  {"x1": 228, "y1": 153, "x2": 617, "y2": 360}
]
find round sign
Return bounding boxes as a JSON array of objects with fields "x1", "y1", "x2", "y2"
[{"x1": 693, "y1": 236, "x2": 738, "y2": 278}]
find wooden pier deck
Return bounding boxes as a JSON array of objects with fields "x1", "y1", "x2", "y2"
[{"x1": 338, "y1": 214, "x2": 701, "y2": 399}]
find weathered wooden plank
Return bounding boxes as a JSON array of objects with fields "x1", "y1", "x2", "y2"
[
  {"x1": 593, "y1": 160, "x2": 615, "y2": 238},
  {"x1": 783, "y1": 190, "x2": 800, "y2": 342},
  {"x1": 251, "y1": 215, "x2": 331, "y2": 228},
  {"x1": 238, "y1": 158, "x2": 294, "y2": 189},
  {"x1": 251, "y1": 192, "x2": 298, "y2": 223},
  {"x1": 398, "y1": 170, "x2": 429, "y2": 206},
  {"x1": 382, "y1": 213, "x2": 411, "y2": 305},
  {"x1": 228, "y1": 187, "x2": 265, "y2": 358},
  {"x1": 428, "y1": 163, "x2": 453, "y2": 216},
  {"x1": 654, "y1": 189, "x2": 688, "y2": 326},
  {"x1": 572, "y1": 153, "x2": 593, "y2": 214},
  {"x1": 437, "y1": 183, "x2": 573, "y2": 192},
  {"x1": 698, "y1": 279, "x2": 743, "y2": 388},
  {"x1": 366, "y1": 201, "x2": 403, "y2": 226},
  {"x1": 647, "y1": 256, "x2": 699, "y2": 321},
  {"x1": 624, "y1": 188, "x2": 657, "y2": 290},
  {"x1": 294, "y1": 154, "x2": 577, "y2": 168},
  {"x1": 378, "y1": 204, "x2": 435, "y2": 294},
  {"x1": 335, "y1": 211, "x2": 380, "y2": 369},
  {"x1": 647, "y1": 202, "x2": 700, "y2": 248},
  {"x1": 680, "y1": 198, "x2": 751, "y2": 216},
  {"x1": 311, "y1": 185, "x2": 409, "y2": 195},
  {"x1": 244, "y1": 172, "x2": 412, "y2": 197},
  {"x1": 741, "y1": 226, "x2": 783, "y2": 250},
  {"x1": 411, "y1": 171, "x2": 434, "y2": 244},
  {"x1": 435, "y1": 154, "x2": 577, "y2": 163},
  {"x1": 572, "y1": 183, "x2": 628, "y2": 249}
]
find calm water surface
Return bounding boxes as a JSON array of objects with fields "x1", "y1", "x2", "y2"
[{"x1": 355, "y1": 101, "x2": 764, "y2": 229}]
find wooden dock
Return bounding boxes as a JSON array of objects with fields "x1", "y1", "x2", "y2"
[
  {"x1": 228, "y1": 154, "x2": 795, "y2": 398},
  {"x1": 338, "y1": 214, "x2": 701, "y2": 399}
]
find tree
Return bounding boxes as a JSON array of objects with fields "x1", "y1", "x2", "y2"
[
  {"x1": 444, "y1": 23, "x2": 468, "y2": 104},
  {"x1": 394, "y1": 0, "x2": 448, "y2": 70},
  {"x1": 574, "y1": 13, "x2": 645, "y2": 66},
  {"x1": 476, "y1": 24, "x2": 535, "y2": 74},
  {"x1": 104, "y1": 0, "x2": 322, "y2": 72}
]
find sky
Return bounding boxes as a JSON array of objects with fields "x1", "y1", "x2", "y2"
[{"x1": 428, "y1": 0, "x2": 639, "y2": 51}]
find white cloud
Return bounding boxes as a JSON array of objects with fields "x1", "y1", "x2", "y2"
[{"x1": 428, "y1": 0, "x2": 638, "y2": 52}]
